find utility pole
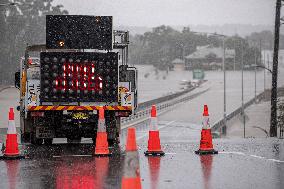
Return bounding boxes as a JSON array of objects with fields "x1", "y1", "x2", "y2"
[
  {"x1": 254, "y1": 45, "x2": 257, "y2": 100},
  {"x1": 270, "y1": 0, "x2": 282, "y2": 137},
  {"x1": 259, "y1": 40, "x2": 262, "y2": 92},
  {"x1": 267, "y1": 54, "x2": 270, "y2": 71},
  {"x1": 223, "y1": 37, "x2": 227, "y2": 135},
  {"x1": 241, "y1": 41, "x2": 245, "y2": 138},
  {"x1": 234, "y1": 39, "x2": 236, "y2": 71},
  {"x1": 264, "y1": 50, "x2": 266, "y2": 91}
]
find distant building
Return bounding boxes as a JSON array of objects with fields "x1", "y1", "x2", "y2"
[
  {"x1": 185, "y1": 45, "x2": 235, "y2": 70},
  {"x1": 171, "y1": 58, "x2": 185, "y2": 71}
]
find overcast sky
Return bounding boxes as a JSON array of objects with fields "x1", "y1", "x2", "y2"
[{"x1": 53, "y1": 0, "x2": 276, "y2": 27}]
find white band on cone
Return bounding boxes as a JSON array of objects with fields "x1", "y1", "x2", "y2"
[
  {"x1": 150, "y1": 117, "x2": 158, "y2": 131},
  {"x1": 7, "y1": 120, "x2": 16, "y2": 134},
  {"x1": 98, "y1": 118, "x2": 106, "y2": 132},
  {"x1": 202, "y1": 116, "x2": 210, "y2": 129}
]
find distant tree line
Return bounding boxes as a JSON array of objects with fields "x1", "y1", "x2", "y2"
[
  {"x1": 247, "y1": 30, "x2": 284, "y2": 50},
  {"x1": 0, "y1": 0, "x2": 68, "y2": 85},
  {"x1": 129, "y1": 25, "x2": 283, "y2": 70}
]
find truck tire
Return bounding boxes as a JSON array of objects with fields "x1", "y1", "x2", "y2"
[
  {"x1": 91, "y1": 132, "x2": 97, "y2": 145},
  {"x1": 108, "y1": 131, "x2": 120, "y2": 146},
  {"x1": 21, "y1": 132, "x2": 31, "y2": 144},
  {"x1": 106, "y1": 113, "x2": 120, "y2": 146}
]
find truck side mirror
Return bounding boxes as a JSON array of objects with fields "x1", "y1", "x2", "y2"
[{"x1": 14, "y1": 71, "x2": 20, "y2": 89}]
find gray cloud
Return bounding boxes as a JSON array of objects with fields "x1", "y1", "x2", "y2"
[{"x1": 53, "y1": 0, "x2": 275, "y2": 27}]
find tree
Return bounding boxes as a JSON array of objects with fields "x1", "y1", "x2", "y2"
[
  {"x1": 129, "y1": 25, "x2": 264, "y2": 70},
  {"x1": 0, "y1": 0, "x2": 68, "y2": 85}
]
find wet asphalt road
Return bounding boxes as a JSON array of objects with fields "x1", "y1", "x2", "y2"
[
  {"x1": 0, "y1": 119, "x2": 284, "y2": 189},
  {"x1": 0, "y1": 67, "x2": 284, "y2": 189}
]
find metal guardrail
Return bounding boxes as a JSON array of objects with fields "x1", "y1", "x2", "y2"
[
  {"x1": 122, "y1": 83, "x2": 209, "y2": 129},
  {"x1": 211, "y1": 87, "x2": 284, "y2": 133}
]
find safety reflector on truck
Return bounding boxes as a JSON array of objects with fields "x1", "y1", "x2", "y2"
[{"x1": 28, "y1": 106, "x2": 132, "y2": 111}]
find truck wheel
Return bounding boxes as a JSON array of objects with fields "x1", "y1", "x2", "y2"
[
  {"x1": 108, "y1": 131, "x2": 120, "y2": 146},
  {"x1": 21, "y1": 133, "x2": 31, "y2": 144},
  {"x1": 92, "y1": 132, "x2": 97, "y2": 145},
  {"x1": 106, "y1": 113, "x2": 120, "y2": 147}
]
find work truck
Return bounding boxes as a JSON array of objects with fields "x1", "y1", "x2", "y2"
[{"x1": 14, "y1": 15, "x2": 138, "y2": 145}]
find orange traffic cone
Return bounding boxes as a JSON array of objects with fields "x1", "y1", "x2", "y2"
[
  {"x1": 145, "y1": 105, "x2": 165, "y2": 156},
  {"x1": 94, "y1": 107, "x2": 111, "y2": 156},
  {"x1": 121, "y1": 128, "x2": 142, "y2": 189},
  {"x1": 1, "y1": 108, "x2": 24, "y2": 159},
  {"x1": 195, "y1": 105, "x2": 218, "y2": 155}
]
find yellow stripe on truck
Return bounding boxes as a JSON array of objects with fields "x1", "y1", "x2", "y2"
[
  {"x1": 57, "y1": 106, "x2": 65, "y2": 110},
  {"x1": 106, "y1": 106, "x2": 115, "y2": 110},
  {"x1": 34, "y1": 106, "x2": 42, "y2": 110},
  {"x1": 45, "y1": 106, "x2": 53, "y2": 110},
  {"x1": 67, "y1": 106, "x2": 75, "y2": 110}
]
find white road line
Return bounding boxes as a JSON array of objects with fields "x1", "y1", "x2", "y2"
[
  {"x1": 266, "y1": 159, "x2": 284, "y2": 163},
  {"x1": 250, "y1": 155, "x2": 265, "y2": 159},
  {"x1": 165, "y1": 153, "x2": 176, "y2": 155},
  {"x1": 136, "y1": 120, "x2": 176, "y2": 141},
  {"x1": 219, "y1": 151, "x2": 284, "y2": 163},
  {"x1": 219, "y1": 151, "x2": 246, "y2": 155},
  {"x1": 157, "y1": 120, "x2": 177, "y2": 130}
]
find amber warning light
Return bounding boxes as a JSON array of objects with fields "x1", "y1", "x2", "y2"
[{"x1": 58, "y1": 41, "x2": 65, "y2": 47}]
